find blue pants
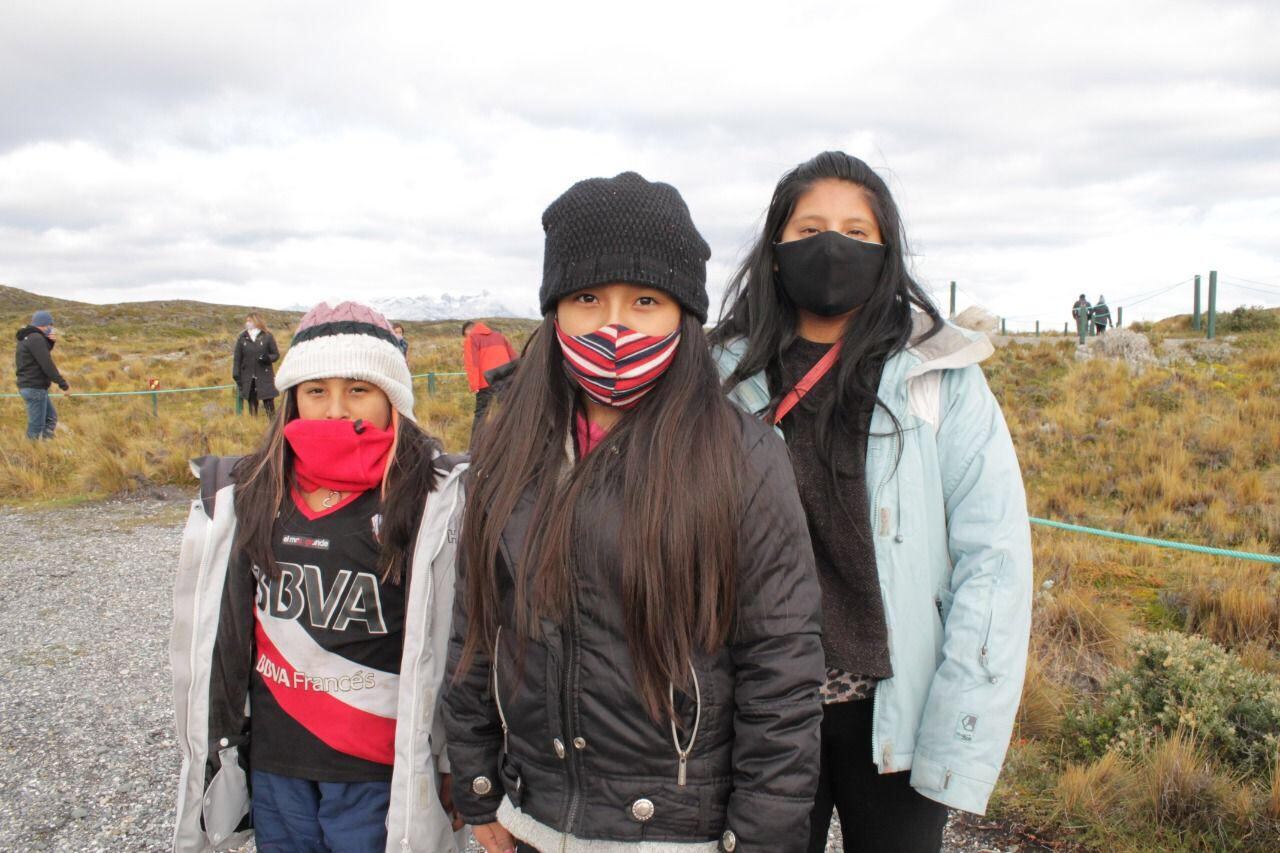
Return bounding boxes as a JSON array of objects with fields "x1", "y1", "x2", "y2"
[
  {"x1": 251, "y1": 769, "x2": 391, "y2": 853},
  {"x1": 19, "y1": 387, "x2": 57, "y2": 439}
]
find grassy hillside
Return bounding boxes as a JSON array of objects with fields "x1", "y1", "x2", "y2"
[
  {"x1": 981, "y1": 321, "x2": 1280, "y2": 851},
  {"x1": 4, "y1": 286, "x2": 1279, "y2": 848},
  {"x1": 1, "y1": 284, "x2": 535, "y2": 498}
]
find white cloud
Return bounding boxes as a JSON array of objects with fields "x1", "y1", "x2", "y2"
[{"x1": 1, "y1": 0, "x2": 1277, "y2": 322}]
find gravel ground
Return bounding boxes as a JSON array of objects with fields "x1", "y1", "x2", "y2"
[{"x1": 0, "y1": 498, "x2": 1045, "y2": 852}]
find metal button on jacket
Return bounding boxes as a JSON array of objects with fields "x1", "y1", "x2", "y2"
[
  {"x1": 721, "y1": 829, "x2": 737, "y2": 851},
  {"x1": 553, "y1": 738, "x2": 566, "y2": 759},
  {"x1": 630, "y1": 798, "x2": 655, "y2": 822},
  {"x1": 573, "y1": 737, "x2": 587, "y2": 750},
  {"x1": 471, "y1": 776, "x2": 492, "y2": 796}
]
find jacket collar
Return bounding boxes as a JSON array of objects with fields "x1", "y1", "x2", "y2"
[{"x1": 715, "y1": 313, "x2": 994, "y2": 414}]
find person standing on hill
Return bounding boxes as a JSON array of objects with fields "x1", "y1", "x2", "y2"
[
  {"x1": 15, "y1": 309, "x2": 70, "y2": 440},
  {"x1": 1071, "y1": 294, "x2": 1092, "y2": 334},
  {"x1": 713, "y1": 151, "x2": 1033, "y2": 853},
  {"x1": 234, "y1": 313, "x2": 280, "y2": 417},
  {"x1": 392, "y1": 323, "x2": 410, "y2": 358},
  {"x1": 461, "y1": 320, "x2": 516, "y2": 429},
  {"x1": 1089, "y1": 295, "x2": 1112, "y2": 334}
]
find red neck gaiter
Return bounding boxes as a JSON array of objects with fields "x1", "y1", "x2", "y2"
[{"x1": 283, "y1": 417, "x2": 395, "y2": 494}]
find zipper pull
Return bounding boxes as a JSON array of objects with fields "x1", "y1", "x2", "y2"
[
  {"x1": 979, "y1": 645, "x2": 989, "y2": 667},
  {"x1": 678, "y1": 754, "x2": 687, "y2": 787}
]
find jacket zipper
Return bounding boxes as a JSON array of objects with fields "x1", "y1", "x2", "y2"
[
  {"x1": 668, "y1": 664, "x2": 701, "y2": 786},
  {"x1": 867, "y1": 426, "x2": 902, "y2": 768},
  {"x1": 560, "y1": 571, "x2": 584, "y2": 849},
  {"x1": 493, "y1": 627, "x2": 510, "y2": 755},
  {"x1": 979, "y1": 578, "x2": 998, "y2": 675}
]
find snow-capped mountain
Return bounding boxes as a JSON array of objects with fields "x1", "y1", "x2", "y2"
[{"x1": 292, "y1": 291, "x2": 535, "y2": 321}]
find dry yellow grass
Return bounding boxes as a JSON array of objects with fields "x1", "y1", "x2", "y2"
[{"x1": 2, "y1": 285, "x2": 534, "y2": 503}]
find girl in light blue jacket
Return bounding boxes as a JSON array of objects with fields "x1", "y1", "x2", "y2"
[{"x1": 711, "y1": 151, "x2": 1033, "y2": 853}]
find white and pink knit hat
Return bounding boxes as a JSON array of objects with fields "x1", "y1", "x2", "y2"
[{"x1": 274, "y1": 301, "x2": 415, "y2": 421}]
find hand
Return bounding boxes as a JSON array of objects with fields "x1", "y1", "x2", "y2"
[
  {"x1": 472, "y1": 821, "x2": 518, "y2": 853},
  {"x1": 438, "y1": 773, "x2": 464, "y2": 832},
  {"x1": 61, "y1": 387, "x2": 71, "y2": 397}
]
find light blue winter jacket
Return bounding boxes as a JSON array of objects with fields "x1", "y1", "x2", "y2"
[{"x1": 713, "y1": 316, "x2": 1032, "y2": 815}]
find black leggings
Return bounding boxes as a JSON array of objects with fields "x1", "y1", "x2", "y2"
[
  {"x1": 806, "y1": 699, "x2": 948, "y2": 853},
  {"x1": 246, "y1": 381, "x2": 276, "y2": 417}
]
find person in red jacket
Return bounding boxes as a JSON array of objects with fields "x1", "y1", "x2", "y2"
[{"x1": 462, "y1": 321, "x2": 516, "y2": 431}]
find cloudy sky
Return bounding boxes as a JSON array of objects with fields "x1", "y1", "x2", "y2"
[{"x1": 2, "y1": 0, "x2": 1278, "y2": 324}]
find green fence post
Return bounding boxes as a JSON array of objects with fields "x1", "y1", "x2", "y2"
[
  {"x1": 235, "y1": 389, "x2": 243, "y2": 415},
  {"x1": 1076, "y1": 307, "x2": 1087, "y2": 344},
  {"x1": 1035, "y1": 320, "x2": 1040, "y2": 337},
  {"x1": 1064, "y1": 322, "x2": 1068, "y2": 335},
  {"x1": 1000, "y1": 317, "x2": 1006, "y2": 335},
  {"x1": 152, "y1": 391, "x2": 159, "y2": 417},
  {"x1": 1117, "y1": 307, "x2": 1123, "y2": 329},
  {"x1": 1193, "y1": 274, "x2": 1202, "y2": 331},
  {"x1": 1206, "y1": 270, "x2": 1218, "y2": 340},
  {"x1": 427, "y1": 373, "x2": 437, "y2": 395},
  {"x1": 949, "y1": 281, "x2": 956, "y2": 318}
]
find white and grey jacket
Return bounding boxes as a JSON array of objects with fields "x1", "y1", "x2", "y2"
[{"x1": 170, "y1": 452, "x2": 469, "y2": 852}]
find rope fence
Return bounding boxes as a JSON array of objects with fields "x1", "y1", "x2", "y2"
[
  {"x1": 1, "y1": 372, "x2": 470, "y2": 414},
  {"x1": 1029, "y1": 517, "x2": 1279, "y2": 565}
]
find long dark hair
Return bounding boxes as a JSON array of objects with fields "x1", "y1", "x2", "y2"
[
  {"x1": 232, "y1": 391, "x2": 441, "y2": 585},
  {"x1": 711, "y1": 150, "x2": 943, "y2": 466},
  {"x1": 459, "y1": 312, "x2": 742, "y2": 723}
]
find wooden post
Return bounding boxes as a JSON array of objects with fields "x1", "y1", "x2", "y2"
[
  {"x1": 1193, "y1": 274, "x2": 1202, "y2": 331},
  {"x1": 1117, "y1": 307, "x2": 1123, "y2": 329},
  {"x1": 1206, "y1": 270, "x2": 1218, "y2": 339},
  {"x1": 1035, "y1": 320, "x2": 1040, "y2": 337},
  {"x1": 1001, "y1": 317, "x2": 1006, "y2": 335},
  {"x1": 950, "y1": 281, "x2": 956, "y2": 318}
]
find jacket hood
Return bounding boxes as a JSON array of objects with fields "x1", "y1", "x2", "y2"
[
  {"x1": 469, "y1": 321, "x2": 493, "y2": 335},
  {"x1": 16, "y1": 325, "x2": 45, "y2": 341},
  {"x1": 901, "y1": 313, "x2": 995, "y2": 379}
]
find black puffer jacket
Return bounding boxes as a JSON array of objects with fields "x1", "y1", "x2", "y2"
[
  {"x1": 232, "y1": 330, "x2": 279, "y2": 399},
  {"x1": 445, "y1": 409, "x2": 824, "y2": 853},
  {"x1": 15, "y1": 326, "x2": 68, "y2": 390}
]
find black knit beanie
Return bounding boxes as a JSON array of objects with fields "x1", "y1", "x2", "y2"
[{"x1": 539, "y1": 172, "x2": 711, "y2": 322}]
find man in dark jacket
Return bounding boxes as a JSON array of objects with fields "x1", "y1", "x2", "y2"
[
  {"x1": 15, "y1": 310, "x2": 70, "y2": 439},
  {"x1": 1071, "y1": 294, "x2": 1092, "y2": 335}
]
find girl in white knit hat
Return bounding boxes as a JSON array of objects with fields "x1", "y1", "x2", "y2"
[{"x1": 171, "y1": 301, "x2": 468, "y2": 853}]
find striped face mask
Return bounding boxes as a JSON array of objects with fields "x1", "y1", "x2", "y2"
[{"x1": 555, "y1": 321, "x2": 681, "y2": 409}]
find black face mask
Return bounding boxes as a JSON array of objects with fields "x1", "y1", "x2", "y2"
[{"x1": 774, "y1": 231, "x2": 886, "y2": 317}]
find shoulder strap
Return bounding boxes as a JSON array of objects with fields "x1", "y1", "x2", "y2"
[{"x1": 773, "y1": 341, "x2": 842, "y2": 424}]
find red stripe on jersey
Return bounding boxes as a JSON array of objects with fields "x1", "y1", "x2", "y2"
[{"x1": 254, "y1": 621, "x2": 396, "y2": 765}]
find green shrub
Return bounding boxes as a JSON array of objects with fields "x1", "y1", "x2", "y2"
[
  {"x1": 1067, "y1": 631, "x2": 1280, "y2": 777},
  {"x1": 1219, "y1": 306, "x2": 1280, "y2": 334}
]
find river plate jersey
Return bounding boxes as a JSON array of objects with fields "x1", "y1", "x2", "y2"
[{"x1": 249, "y1": 489, "x2": 405, "y2": 782}]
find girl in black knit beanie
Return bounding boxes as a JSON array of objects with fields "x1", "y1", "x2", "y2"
[{"x1": 446, "y1": 172, "x2": 825, "y2": 853}]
